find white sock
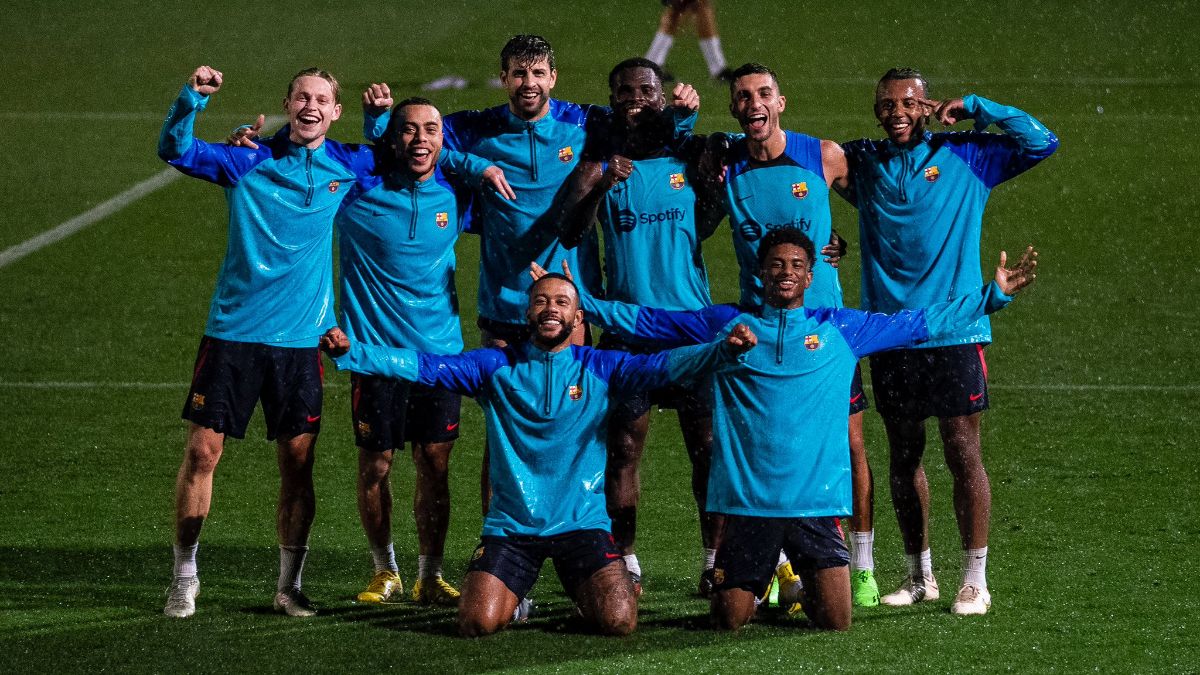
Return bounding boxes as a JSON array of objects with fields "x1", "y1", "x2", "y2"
[
  {"x1": 962, "y1": 547, "x2": 988, "y2": 588},
  {"x1": 776, "y1": 550, "x2": 789, "y2": 571},
  {"x1": 173, "y1": 542, "x2": 199, "y2": 578},
  {"x1": 906, "y1": 548, "x2": 933, "y2": 579},
  {"x1": 370, "y1": 543, "x2": 398, "y2": 573},
  {"x1": 418, "y1": 554, "x2": 443, "y2": 579},
  {"x1": 278, "y1": 545, "x2": 309, "y2": 592},
  {"x1": 703, "y1": 548, "x2": 717, "y2": 570},
  {"x1": 645, "y1": 32, "x2": 674, "y2": 66},
  {"x1": 623, "y1": 554, "x2": 642, "y2": 578},
  {"x1": 699, "y1": 36, "x2": 727, "y2": 76},
  {"x1": 850, "y1": 530, "x2": 875, "y2": 572}
]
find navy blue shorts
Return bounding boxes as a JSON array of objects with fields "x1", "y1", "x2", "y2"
[
  {"x1": 467, "y1": 529, "x2": 623, "y2": 600},
  {"x1": 869, "y1": 343, "x2": 989, "y2": 421},
  {"x1": 350, "y1": 374, "x2": 462, "y2": 451},
  {"x1": 849, "y1": 363, "x2": 869, "y2": 415},
  {"x1": 181, "y1": 336, "x2": 323, "y2": 440},
  {"x1": 712, "y1": 515, "x2": 849, "y2": 597},
  {"x1": 598, "y1": 332, "x2": 713, "y2": 421}
]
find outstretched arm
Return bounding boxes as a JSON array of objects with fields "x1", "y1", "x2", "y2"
[
  {"x1": 609, "y1": 324, "x2": 755, "y2": 393},
  {"x1": 322, "y1": 327, "x2": 498, "y2": 397}
]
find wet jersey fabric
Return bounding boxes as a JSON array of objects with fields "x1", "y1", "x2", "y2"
[
  {"x1": 334, "y1": 338, "x2": 741, "y2": 537},
  {"x1": 842, "y1": 94, "x2": 1058, "y2": 348},
  {"x1": 336, "y1": 165, "x2": 474, "y2": 355},
  {"x1": 723, "y1": 131, "x2": 841, "y2": 309},
  {"x1": 575, "y1": 283, "x2": 1013, "y2": 517},
  {"x1": 159, "y1": 85, "x2": 377, "y2": 347},
  {"x1": 598, "y1": 154, "x2": 711, "y2": 311}
]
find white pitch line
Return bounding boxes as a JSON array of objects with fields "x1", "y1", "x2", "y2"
[
  {"x1": 0, "y1": 115, "x2": 286, "y2": 270},
  {"x1": 1, "y1": 381, "x2": 1197, "y2": 393}
]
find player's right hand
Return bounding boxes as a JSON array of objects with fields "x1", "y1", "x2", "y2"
[
  {"x1": 724, "y1": 323, "x2": 757, "y2": 356},
  {"x1": 226, "y1": 114, "x2": 264, "y2": 149},
  {"x1": 320, "y1": 327, "x2": 351, "y2": 358},
  {"x1": 994, "y1": 245, "x2": 1038, "y2": 296},
  {"x1": 529, "y1": 260, "x2": 576, "y2": 282},
  {"x1": 189, "y1": 66, "x2": 223, "y2": 96},
  {"x1": 362, "y1": 83, "x2": 393, "y2": 115}
]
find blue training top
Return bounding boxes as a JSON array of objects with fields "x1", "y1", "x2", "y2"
[
  {"x1": 842, "y1": 94, "x2": 1058, "y2": 348},
  {"x1": 334, "y1": 338, "x2": 742, "y2": 536},
  {"x1": 576, "y1": 283, "x2": 1013, "y2": 517}
]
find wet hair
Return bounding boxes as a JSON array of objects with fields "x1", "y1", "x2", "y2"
[
  {"x1": 287, "y1": 67, "x2": 340, "y2": 103},
  {"x1": 384, "y1": 96, "x2": 440, "y2": 143},
  {"x1": 608, "y1": 57, "x2": 665, "y2": 91},
  {"x1": 878, "y1": 67, "x2": 929, "y2": 96},
  {"x1": 756, "y1": 228, "x2": 816, "y2": 270},
  {"x1": 529, "y1": 272, "x2": 579, "y2": 301},
  {"x1": 728, "y1": 62, "x2": 779, "y2": 95},
  {"x1": 500, "y1": 34, "x2": 556, "y2": 73}
]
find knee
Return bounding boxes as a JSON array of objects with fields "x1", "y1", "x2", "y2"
[
  {"x1": 596, "y1": 610, "x2": 637, "y2": 636},
  {"x1": 359, "y1": 452, "x2": 392, "y2": 485},
  {"x1": 458, "y1": 612, "x2": 505, "y2": 638},
  {"x1": 184, "y1": 436, "x2": 222, "y2": 475},
  {"x1": 413, "y1": 444, "x2": 451, "y2": 479},
  {"x1": 710, "y1": 607, "x2": 750, "y2": 631}
]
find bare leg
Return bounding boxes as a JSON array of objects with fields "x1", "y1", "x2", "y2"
[
  {"x1": 575, "y1": 561, "x2": 638, "y2": 636},
  {"x1": 694, "y1": 0, "x2": 719, "y2": 38},
  {"x1": 938, "y1": 414, "x2": 989, "y2": 550},
  {"x1": 175, "y1": 423, "x2": 225, "y2": 546},
  {"x1": 799, "y1": 566, "x2": 852, "y2": 631},
  {"x1": 848, "y1": 411, "x2": 873, "y2": 533},
  {"x1": 678, "y1": 409, "x2": 723, "y2": 551},
  {"x1": 276, "y1": 432, "x2": 317, "y2": 547},
  {"x1": 357, "y1": 447, "x2": 394, "y2": 550},
  {"x1": 710, "y1": 587, "x2": 757, "y2": 630},
  {"x1": 884, "y1": 417, "x2": 930, "y2": 555},
  {"x1": 606, "y1": 411, "x2": 650, "y2": 556},
  {"x1": 413, "y1": 441, "x2": 455, "y2": 558},
  {"x1": 457, "y1": 571, "x2": 519, "y2": 637}
]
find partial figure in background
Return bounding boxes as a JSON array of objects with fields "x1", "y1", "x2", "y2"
[{"x1": 645, "y1": 0, "x2": 734, "y2": 82}]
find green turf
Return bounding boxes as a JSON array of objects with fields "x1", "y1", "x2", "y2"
[{"x1": 2, "y1": 0, "x2": 1198, "y2": 672}]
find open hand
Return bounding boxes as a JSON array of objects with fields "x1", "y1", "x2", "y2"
[
  {"x1": 994, "y1": 245, "x2": 1038, "y2": 296},
  {"x1": 226, "y1": 114, "x2": 264, "y2": 149},
  {"x1": 483, "y1": 166, "x2": 516, "y2": 201}
]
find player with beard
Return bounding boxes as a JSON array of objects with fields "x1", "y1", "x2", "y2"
[
  {"x1": 840, "y1": 68, "x2": 1058, "y2": 615},
  {"x1": 557, "y1": 57, "x2": 716, "y2": 597},
  {"x1": 319, "y1": 274, "x2": 757, "y2": 636},
  {"x1": 700, "y1": 62, "x2": 881, "y2": 607},
  {"x1": 533, "y1": 229, "x2": 1037, "y2": 630}
]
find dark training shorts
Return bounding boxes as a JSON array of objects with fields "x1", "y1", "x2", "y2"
[
  {"x1": 182, "y1": 336, "x2": 323, "y2": 440},
  {"x1": 869, "y1": 343, "x2": 989, "y2": 421},
  {"x1": 849, "y1": 362, "x2": 869, "y2": 415},
  {"x1": 712, "y1": 515, "x2": 849, "y2": 598},
  {"x1": 467, "y1": 529, "x2": 623, "y2": 600},
  {"x1": 350, "y1": 374, "x2": 462, "y2": 451},
  {"x1": 598, "y1": 332, "x2": 713, "y2": 421}
]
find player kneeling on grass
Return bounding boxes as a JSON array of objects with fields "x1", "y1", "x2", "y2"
[
  {"x1": 535, "y1": 228, "x2": 1037, "y2": 630},
  {"x1": 320, "y1": 274, "x2": 756, "y2": 636}
]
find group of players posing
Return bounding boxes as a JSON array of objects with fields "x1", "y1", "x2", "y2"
[{"x1": 158, "y1": 33, "x2": 1057, "y2": 635}]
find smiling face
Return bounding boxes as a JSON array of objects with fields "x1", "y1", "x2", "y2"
[
  {"x1": 390, "y1": 103, "x2": 442, "y2": 179},
  {"x1": 730, "y1": 72, "x2": 786, "y2": 144},
  {"x1": 285, "y1": 75, "x2": 342, "y2": 148},
  {"x1": 759, "y1": 243, "x2": 813, "y2": 309},
  {"x1": 874, "y1": 78, "x2": 929, "y2": 146},
  {"x1": 610, "y1": 66, "x2": 666, "y2": 130},
  {"x1": 526, "y1": 276, "x2": 583, "y2": 350},
  {"x1": 502, "y1": 56, "x2": 557, "y2": 121}
]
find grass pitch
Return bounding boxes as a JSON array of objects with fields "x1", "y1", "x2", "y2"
[{"x1": 1, "y1": 1, "x2": 1198, "y2": 672}]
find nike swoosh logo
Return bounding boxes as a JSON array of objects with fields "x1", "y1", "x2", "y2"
[
  {"x1": 604, "y1": 552, "x2": 620, "y2": 559},
  {"x1": 849, "y1": 393, "x2": 863, "y2": 404},
  {"x1": 969, "y1": 393, "x2": 984, "y2": 402},
  {"x1": 306, "y1": 415, "x2": 321, "y2": 423},
  {"x1": 446, "y1": 422, "x2": 460, "y2": 432}
]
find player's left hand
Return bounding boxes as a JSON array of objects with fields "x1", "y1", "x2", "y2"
[
  {"x1": 724, "y1": 323, "x2": 757, "y2": 355},
  {"x1": 920, "y1": 97, "x2": 968, "y2": 126},
  {"x1": 529, "y1": 259, "x2": 576, "y2": 282},
  {"x1": 671, "y1": 83, "x2": 700, "y2": 113},
  {"x1": 994, "y1": 245, "x2": 1038, "y2": 296},
  {"x1": 822, "y1": 230, "x2": 848, "y2": 268},
  {"x1": 319, "y1": 327, "x2": 351, "y2": 357},
  {"x1": 483, "y1": 166, "x2": 516, "y2": 201},
  {"x1": 226, "y1": 114, "x2": 265, "y2": 149}
]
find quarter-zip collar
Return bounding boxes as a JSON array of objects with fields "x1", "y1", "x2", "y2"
[{"x1": 757, "y1": 304, "x2": 806, "y2": 365}]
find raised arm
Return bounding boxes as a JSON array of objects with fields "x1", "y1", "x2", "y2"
[
  {"x1": 829, "y1": 246, "x2": 1038, "y2": 357},
  {"x1": 158, "y1": 66, "x2": 261, "y2": 185},
  {"x1": 557, "y1": 157, "x2": 632, "y2": 249},
  {"x1": 924, "y1": 94, "x2": 1059, "y2": 186}
]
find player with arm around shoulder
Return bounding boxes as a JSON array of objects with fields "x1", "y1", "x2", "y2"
[{"x1": 321, "y1": 273, "x2": 756, "y2": 636}]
